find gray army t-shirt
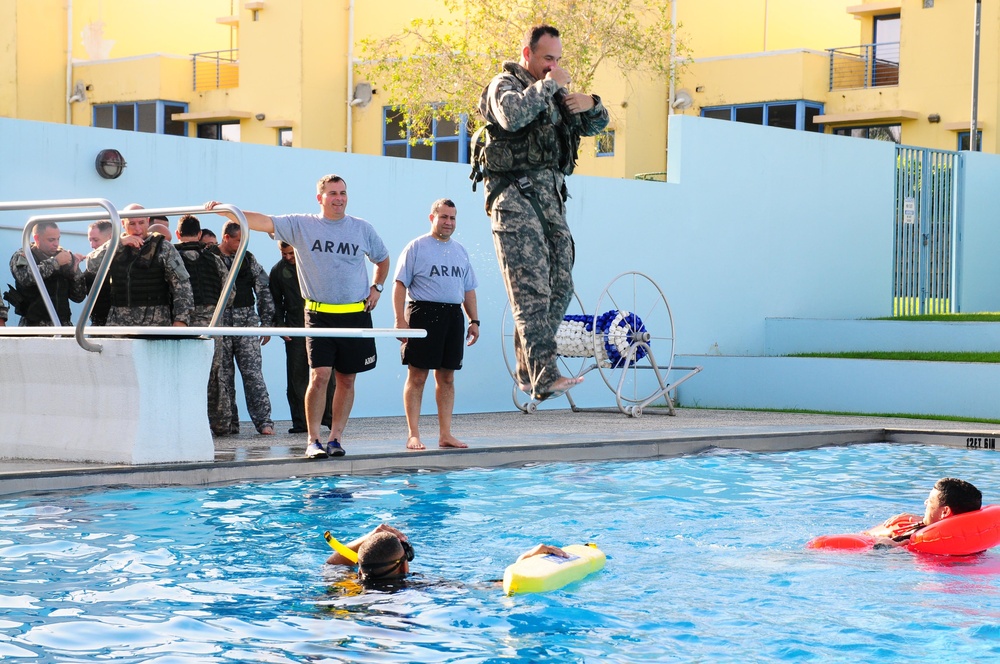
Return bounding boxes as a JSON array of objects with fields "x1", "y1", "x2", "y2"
[
  {"x1": 271, "y1": 213, "x2": 389, "y2": 304},
  {"x1": 393, "y1": 233, "x2": 478, "y2": 305}
]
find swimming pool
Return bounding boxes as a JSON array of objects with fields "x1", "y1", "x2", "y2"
[{"x1": 2, "y1": 443, "x2": 1000, "y2": 662}]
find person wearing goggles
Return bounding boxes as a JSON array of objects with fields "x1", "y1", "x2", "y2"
[
  {"x1": 325, "y1": 524, "x2": 414, "y2": 584},
  {"x1": 325, "y1": 523, "x2": 568, "y2": 586}
]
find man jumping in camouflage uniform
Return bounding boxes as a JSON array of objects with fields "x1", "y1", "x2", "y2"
[
  {"x1": 475, "y1": 24, "x2": 609, "y2": 400},
  {"x1": 208, "y1": 220, "x2": 275, "y2": 436},
  {"x1": 85, "y1": 206, "x2": 193, "y2": 327}
]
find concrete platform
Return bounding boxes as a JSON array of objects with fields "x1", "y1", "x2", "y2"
[{"x1": 1, "y1": 408, "x2": 996, "y2": 497}]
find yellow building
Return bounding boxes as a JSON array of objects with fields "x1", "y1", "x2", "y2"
[
  {"x1": 1, "y1": 0, "x2": 991, "y2": 179},
  {"x1": 679, "y1": 0, "x2": 996, "y2": 153}
]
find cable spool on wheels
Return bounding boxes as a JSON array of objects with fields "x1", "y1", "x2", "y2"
[{"x1": 501, "y1": 272, "x2": 700, "y2": 416}]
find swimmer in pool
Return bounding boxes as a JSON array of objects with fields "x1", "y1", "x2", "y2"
[
  {"x1": 325, "y1": 523, "x2": 567, "y2": 584},
  {"x1": 867, "y1": 477, "x2": 982, "y2": 548}
]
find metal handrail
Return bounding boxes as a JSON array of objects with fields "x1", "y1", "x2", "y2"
[
  {"x1": 827, "y1": 41, "x2": 900, "y2": 91},
  {"x1": 191, "y1": 49, "x2": 239, "y2": 91},
  {"x1": 0, "y1": 198, "x2": 121, "y2": 352},
  {"x1": 18, "y1": 204, "x2": 248, "y2": 352},
  {"x1": 0, "y1": 200, "x2": 426, "y2": 351}
]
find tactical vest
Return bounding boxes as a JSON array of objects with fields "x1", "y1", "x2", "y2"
[
  {"x1": 175, "y1": 241, "x2": 222, "y2": 307},
  {"x1": 108, "y1": 235, "x2": 171, "y2": 307},
  {"x1": 230, "y1": 254, "x2": 256, "y2": 309},
  {"x1": 471, "y1": 62, "x2": 583, "y2": 192},
  {"x1": 11, "y1": 246, "x2": 74, "y2": 325}
]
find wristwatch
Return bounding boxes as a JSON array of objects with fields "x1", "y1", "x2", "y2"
[{"x1": 372, "y1": 283, "x2": 384, "y2": 293}]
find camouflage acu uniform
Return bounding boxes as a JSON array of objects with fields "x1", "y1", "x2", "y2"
[
  {"x1": 174, "y1": 241, "x2": 231, "y2": 327},
  {"x1": 478, "y1": 61, "x2": 609, "y2": 395},
  {"x1": 85, "y1": 234, "x2": 194, "y2": 327},
  {"x1": 208, "y1": 250, "x2": 274, "y2": 435},
  {"x1": 0, "y1": 298, "x2": 7, "y2": 323},
  {"x1": 8, "y1": 247, "x2": 87, "y2": 326}
]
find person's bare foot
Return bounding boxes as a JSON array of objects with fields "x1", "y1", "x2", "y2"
[
  {"x1": 406, "y1": 436, "x2": 426, "y2": 451},
  {"x1": 260, "y1": 426, "x2": 274, "y2": 435},
  {"x1": 534, "y1": 376, "x2": 584, "y2": 401},
  {"x1": 439, "y1": 435, "x2": 468, "y2": 449},
  {"x1": 552, "y1": 376, "x2": 584, "y2": 391}
]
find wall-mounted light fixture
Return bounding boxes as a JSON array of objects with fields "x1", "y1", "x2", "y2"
[
  {"x1": 95, "y1": 149, "x2": 126, "y2": 179},
  {"x1": 928, "y1": 113, "x2": 941, "y2": 123},
  {"x1": 350, "y1": 82, "x2": 373, "y2": 108},
  {"x1": 255, "y1": 113, "x2": 266, "y2": 121}
]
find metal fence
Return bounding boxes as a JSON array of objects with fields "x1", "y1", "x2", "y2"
[
  {"x1": 192, "y1": 49, "x2": 239, "y2": 91},
  {"x1": 893, "y1": 146, "x2": 959, "y2": 316},
  {"x1": 827, "y1": 42, "x2": 899, "y2": 90}
]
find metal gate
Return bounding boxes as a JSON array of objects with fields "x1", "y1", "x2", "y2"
[{"x1": 893, "y1": 146, "x2": 960, "y2": 315}]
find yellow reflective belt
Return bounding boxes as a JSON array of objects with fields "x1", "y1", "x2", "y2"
[{"x1": 305, "y1": 299, "x2": 366, "y2": 314}]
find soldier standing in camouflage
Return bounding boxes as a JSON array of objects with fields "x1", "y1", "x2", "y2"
[
  {"x1": 475, "y1": 24, "x2": 609, "y2": 400},
  {"x1": 173, "y1": 214, "x2": 230, "y2": 327},
  {"x1": 209, "y1": 220, "x2": 275, "y2": 436},
  {"x1": 7, "y1": 221, "x2": 87, "y2": 326},
  {"x1": 84, "y1": 206, "x2": 193, "y2": 327}
]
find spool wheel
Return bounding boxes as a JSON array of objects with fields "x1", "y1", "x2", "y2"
[
  {"x1": 591, "y1": 272, "x2": 676, "y2": 408},
  {"x1": 501, "y1": 292, "x2": 588, "y2": 391}
]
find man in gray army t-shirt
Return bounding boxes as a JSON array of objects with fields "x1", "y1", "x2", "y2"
[
  {"x1": 205, "y1": 174, "x2": 390, "y2": 459},
  {"x1": 393, "y1": 198, "x2": 479, "y2": 452}
]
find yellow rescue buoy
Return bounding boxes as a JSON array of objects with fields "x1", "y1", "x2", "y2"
[{"x1": 502, "y1": 543, "x2": 606, "y2": 595}]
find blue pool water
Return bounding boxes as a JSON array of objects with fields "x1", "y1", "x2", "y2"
[{"x1": 3, "y1": 443, "x2": 1000, "y2": 662}]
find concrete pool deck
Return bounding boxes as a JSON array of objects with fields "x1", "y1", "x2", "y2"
[{"x1": 2, "y1": 408, "x2": 998, "y2": 496}]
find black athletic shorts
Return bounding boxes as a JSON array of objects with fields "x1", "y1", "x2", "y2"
[
  {"x1": 402, "y1": 301, "x2": 465, "y2": 371},
  {"x1": 306, "y1": 309, "x2": 377, "y2": 374}
]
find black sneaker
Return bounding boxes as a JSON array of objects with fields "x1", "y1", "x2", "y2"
[
  {"x1": 288, "y1": 427, "x2": 307, "y2": 434},
  {"x1": 326, "y1": 440, "x2": 346, "y2": 457},
  {"x1": 306, "y1": 440, "x2": 328, "y2": 459}
]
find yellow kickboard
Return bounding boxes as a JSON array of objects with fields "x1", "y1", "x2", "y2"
[{"x1": 503, "y1": 544, "x2": 606, "y2": 595}]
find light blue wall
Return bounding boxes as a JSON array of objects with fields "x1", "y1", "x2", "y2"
[
  {"x1": 0, "y1": 115, "x2": 983, "y2": 422},
  {"x1": 956, "y1": 150, "x2": 1000, "y2": 312},
  {"x1": 675, "y1": 354, "x2": 1000, "y2": 420},
  {"x1": 766, "y1": 318, "x2": 1000, "y2": 355}
]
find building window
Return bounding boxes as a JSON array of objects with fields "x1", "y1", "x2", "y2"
[
  {"x1": 382, "y1": 107, "x2": 471, "y2": 163},
  {"x1": 700, "y1": 101, "x2": 824, "y2": 133},
  {"x1": 958, "y1": 131, "x2": 982, "y2": 151},
  {"x1": 831, "y1": 125, "x2": 901, "y2": 143},
  {"x1": 872, "y1": 14, "x2": 901, "y2": 87},
  {"x1": 278, "y1": 128, "x2": 293, "y2": 147},
  {"x1": 595, "y1": 130, "x2": 615, "y2": 157},
  {"x1": 92, "y1": 101, "x2": 188, "y2": 136},
  {"x1": 197, "y1": 122, "x2": 241, "y2": 142}
]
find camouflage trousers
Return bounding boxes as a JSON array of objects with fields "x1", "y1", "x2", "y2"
[
  {"x1": 207, "y1": 308, "x2": 273, "y2": 434},
  {"x1": 491, "y1": 197, "x2": 574, "y2": 395}
]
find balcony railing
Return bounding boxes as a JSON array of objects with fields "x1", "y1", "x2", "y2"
[
  {"x1": 827, "y1": 42, "x2": 899, "y2": 91},
  {"x1": 192, "y1": 49, "x2": 239, "y2": 91}
]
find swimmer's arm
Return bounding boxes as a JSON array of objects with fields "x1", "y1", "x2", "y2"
[
  {"x1": 872, "y1": 536, "x2": 908, "y2": 549},
  {"x1": 864, "y1": 513, "x2": 922, "y2": 538},
  {"x1": 325, "y1": 523, "x2": 408, "y2": 565},
  {"x1": 516, "y1": 544, "x2": 568, "y2": 563}
]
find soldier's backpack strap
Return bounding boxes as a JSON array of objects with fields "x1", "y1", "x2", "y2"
[{"x1": 485, "y1": 173, "x2": 551, "y2": 237}]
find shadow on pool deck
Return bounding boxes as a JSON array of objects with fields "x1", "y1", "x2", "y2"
[{"x1": 2, "y1": 408, "x2": 997, "y2": 496}]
